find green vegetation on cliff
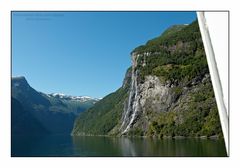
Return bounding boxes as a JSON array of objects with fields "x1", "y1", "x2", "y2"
[
  {"x1": 133, "y1": 21, "x2": 201, "y2": 53},
  {"x1": 147, "y1": 79, "x2": 222, "y2": 137},
  {"x1": 135, "y1": 20, "x2": 207, "y2": 84}
]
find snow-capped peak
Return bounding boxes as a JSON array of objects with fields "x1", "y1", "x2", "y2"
[
  {"x1": 46, "y1": 93, "x2": 99, "y2": 102},
  {"x1": 51, "y1": 93, "x2": 66, "y2": 98}
]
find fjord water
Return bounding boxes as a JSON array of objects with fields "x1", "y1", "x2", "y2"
[{"x1": 11, "y1": 135, "x2": 227, "y2": 157}]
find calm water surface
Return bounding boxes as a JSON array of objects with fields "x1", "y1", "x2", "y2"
[{"x1": 12, "y1": 135, "x2": 227, "y2": 157}]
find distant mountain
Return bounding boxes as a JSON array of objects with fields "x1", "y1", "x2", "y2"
[
  {"x1": 46, "y1": 93, "x2": 100, "y2": 102},
  {"x1": 11, "y1": 76, "x2": 99, "y2": 134},
  {"x1": 72, "y1": 20, "x2": 223, "y2": 138},
  {"x1": 40, "y1": 92, "x2": 99, "y2": 115}
]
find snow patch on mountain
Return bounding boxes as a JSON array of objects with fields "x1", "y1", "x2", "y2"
[{"x1": 46, "y1": 93, "x2": 100, "y2": 102}]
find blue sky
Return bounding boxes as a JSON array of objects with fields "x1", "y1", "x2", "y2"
[{"x1": 12, "y1": 11, "x2": 197, "y2": 98}]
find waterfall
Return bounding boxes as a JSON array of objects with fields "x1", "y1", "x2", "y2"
[
  {"x1": 122, "y1": 75, "x2": 139, "y2": 134},
  {"x1": 120, "y1": 73, "x2": 135, "y2": 130},
  {"x1": 120, "y1": 53, "x2": 140, "y2": 134}
]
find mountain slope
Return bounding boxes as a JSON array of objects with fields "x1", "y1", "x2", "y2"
[
  {"x1": 72, "y1": 20, "x2": 223, "y2": 138},
  {"x1": 12, "y1": 76, "x2": 98, "y2": 134},
  {"x1": 12, "y1": 76, "x2": 51, "y2": 112},
  {"x1": 11, "y1": 97, "x2": 49, "y2": 135},
  {"x1": 72, "y1": 67, "x2": 131, "y2": 135}
]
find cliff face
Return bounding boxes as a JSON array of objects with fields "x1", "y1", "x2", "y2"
[
  {"x1": 72, "y1": 20, "x2": 223, "y2": 138},
  {"x1": 120, "y1": 53, "x2": 173, "y2": 134}
]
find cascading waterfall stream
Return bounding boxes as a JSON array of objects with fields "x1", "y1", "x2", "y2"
[
  {"x1": 120, "y1": 53, "x2": 140, "y2": 134},
  {"x1": 122, "y1": 75, "x2": 139, "y2": 134},
  {"x1": 120, "y1": 73, "x2": 135, "y2": 130}
]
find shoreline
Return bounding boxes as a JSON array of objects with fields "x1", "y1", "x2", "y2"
[{"x1": 71, "y1": 133, "x2": 223, "y2": 140}]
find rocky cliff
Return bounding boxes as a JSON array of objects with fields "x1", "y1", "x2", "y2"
[{"x1": 72, "y1": 20, "x2": 223, "y2": 138}]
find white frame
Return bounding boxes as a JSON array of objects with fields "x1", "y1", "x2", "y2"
[{"x1": 197, "y1": 12, "x2": 229, "y2": 155}]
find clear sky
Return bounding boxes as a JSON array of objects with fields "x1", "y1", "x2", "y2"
[{"x1": 12, "y1": 11, "x2": 197, "y2": 98}]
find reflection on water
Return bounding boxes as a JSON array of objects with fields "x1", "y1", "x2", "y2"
[
  {"x1": 11, "y1": 135, "x2": 227, "y2": 156},
  {"x1": 72, "y1": 136, "x2": 227, "y2": 157}
]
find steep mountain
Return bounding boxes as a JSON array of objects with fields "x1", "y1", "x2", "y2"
[
  {"x1": 72, "y1": 20, "x2": 223, "y2": 138},
  {"x1": 12, "y1": 76, "x2": 98, "y2": 134},
  {"x1": 11, "y1": 97, "x2": 49, "y2": 135},
  {"x1": 12, "y1": 76, "x2": 51, "y2": 111}
]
